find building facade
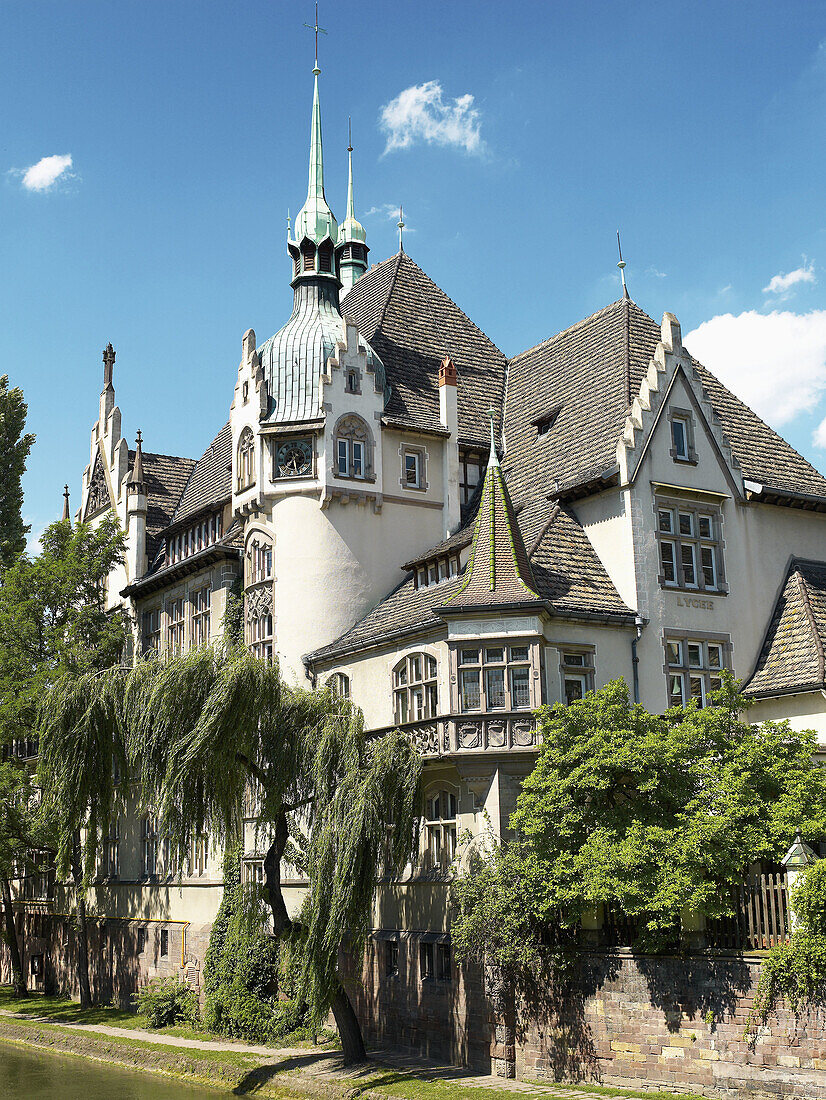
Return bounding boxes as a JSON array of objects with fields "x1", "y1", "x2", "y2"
[{"x1": 10, "y1": 45, "x2": 826, "y2": 1071}]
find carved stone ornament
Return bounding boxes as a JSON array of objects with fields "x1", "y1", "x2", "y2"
[
  {"x1": 484, "y1": 962, "x2": 511, "y2": 1016},
  {"x1": 486, "y1": 720, "x2": 506, "y2": 748},
  {"x1": 245, "y1": 584, "x2": 273, "y2": 624},
  {"x1": 459, "y1": 722, "x2": 482, "y2": 750},
  {"x1": 511, "y1": 719, "x2": 536, "y2": 747},
  {"x1": 84, "y1": 451, "x2": 110, "y2": 519},
  {"x1": 410, "y1": 723, "x2": 440, "y2": 755}
]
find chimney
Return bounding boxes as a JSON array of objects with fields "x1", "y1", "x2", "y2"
[{"x1": 439, "y1": 356, "x2": 460, "y2": 537}]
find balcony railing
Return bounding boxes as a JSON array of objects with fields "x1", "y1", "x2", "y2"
[{"x1": 372, "y1": 712, "x2": 539, "y2": 757}]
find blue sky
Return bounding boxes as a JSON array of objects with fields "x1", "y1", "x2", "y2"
[{"x1": 3, "y1": 0, "x2": 826, "y2": 542}]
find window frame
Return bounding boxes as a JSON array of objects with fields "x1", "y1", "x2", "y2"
[
  {"x1": 192, "y1": 586, "x2": 211, "y2": 647},
  {"x1": 165, "y1": 597, "x2": 186, "y2": 653},
  {"x1": 327, "y1": 672, "x2": 351, "y2": 700},
  {"x1": 141, "y1": 815, "x2": 157, "y2": 879},
  {"x1": 237, "y1": 427, "x2": 256, "y2": 492},
  {"x1": 453, "y1": 641, "x2": 536, "y2": 712},
  {"x1": 664, "y1": 632, "x2": 731, "y2": 709},
  {"x1": 400, "y1": 445, "x2": 428, "y2": 492},
  {"x1": 333, "y1": 414, "x2": 373, "y2": 481},
  {"x1": 667, "y1": 407, "x2": 698, "y2": 465},
  {"x1": 393, "y1": 652, "x2": 438, "y2": 724},
  {"x1": 655, "y1": 497, "x2": 727, "y2": 595},
  {"x1": 559, "y1": 648, "x2": 595, "y2": 705},
  {"x1": 458, "y1": 448, "x2": 485, "y2": 507},
  {"x1": 424, "y1": 786, "x2": 459, "y2": 871}
]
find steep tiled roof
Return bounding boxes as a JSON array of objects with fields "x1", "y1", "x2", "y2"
[
  {"x1": 127, "y1": 449, "x2": 196, "y2": 558},
  {"x1": 745, "y1": 559, "x2": 826, "y2": 697},
  {"x1": 306, "y1": 501, "x2": 634, "y2": 663},
  {"x1": 172, "y1": 423, "x2": 232, "y2": 525},
  {"x1": 442, "y1": 444, "x2": 540, "y2": 610},
  {"x1": 342, "y1": 253, "x2": 507, "y2": 446},
  {"x1": 504, "y1": 298, "x2": 826, "y2": 507}
]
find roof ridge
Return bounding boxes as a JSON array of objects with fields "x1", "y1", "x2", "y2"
[
  {"x1": 509, "y1": 297, "x2": 640, "y2": 364},
  {"x1": 136, "y1": 450, "x2": 197, "y2": 464}
]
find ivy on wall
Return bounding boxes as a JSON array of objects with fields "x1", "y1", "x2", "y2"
[{"x1": 203, "y1": 844, "x2": 309, "y2": 1044}]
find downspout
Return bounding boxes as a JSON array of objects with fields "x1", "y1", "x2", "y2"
[{"x1": 631, "y1": 614, "x2": 644, "y2": 705}]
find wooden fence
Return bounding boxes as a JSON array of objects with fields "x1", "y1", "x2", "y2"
[
  {"x1": 597, "y1": 872, "x2": 790, "y2": 951},
  {"x1": 706, "y1": 872, "x2": 790, "y2": 950}
]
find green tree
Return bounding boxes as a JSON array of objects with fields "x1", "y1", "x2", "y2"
[
  {"x1": 0, "y1": 374, "x2": 35, "y2": 572},
  {"x1": 0, "y1": 513, "x2": 128, "y2": 1007},
  {"x1": 452, "y1": 676, "x2": 826, "y2": 968},
  {"x1": 46, "y1": 646, "x2": 421, "y2": 1062}
]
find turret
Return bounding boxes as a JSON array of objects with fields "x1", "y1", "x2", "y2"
[
  {"x1": 126, "y1": 429, "x2": 147, "y2": 580},
  {"x1": 337, "y1": 123, "x2": 368, "y2": 294},
  {"x1": 287, "y1": 61, "x2": 339, "y2": 290}
]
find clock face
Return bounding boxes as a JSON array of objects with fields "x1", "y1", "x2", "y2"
[{"x1": 277, "y1": 438, "x2": 313, "y2": 478}]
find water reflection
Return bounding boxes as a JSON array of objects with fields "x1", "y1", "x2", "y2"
[{"x1": 0, "y1": 1041, "x2": 231, "y2": 1098}]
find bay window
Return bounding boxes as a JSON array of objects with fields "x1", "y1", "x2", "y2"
[
  {"x1": 457, "y1": 644, "x2": 533, "y2": 711},
  {"x1": 393, "y1": 653, "x2": 438, "y2": 723}
]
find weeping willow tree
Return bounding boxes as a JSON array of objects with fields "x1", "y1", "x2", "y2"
[
  {"x1": 38, "y1": 669, "x2": 129, "y2": 1008},
  {"x1": 108, "y1": 645, "x2": 421, "y2": 1063}
]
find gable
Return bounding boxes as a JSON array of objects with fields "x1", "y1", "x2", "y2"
[{"x1": 84, "y1": 447, "x2": 112, "y2": 520}]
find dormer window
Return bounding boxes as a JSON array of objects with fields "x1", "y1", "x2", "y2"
[
  {"x1": 414, "y1": 555, "x2": 460, "y2": 589},
  {"x1": 534, "y1": 407, "x2": 561, "y2": 438}
]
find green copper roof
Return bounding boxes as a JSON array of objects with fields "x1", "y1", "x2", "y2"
[
  {"x1": 444, "y1": 424, "x2": 541, "y2": 610},
  {"x1": 293, "y1": 69, "x2": 338, "y2": 246},
  {"x1": 338, "y1": 145, "x2": 366, "y2": 246}
]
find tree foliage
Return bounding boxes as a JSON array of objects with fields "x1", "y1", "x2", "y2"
[
  {"x1": 0, "y1": 374, "x2": 35, "y2": 572},
  {"x1": 750, "y1": 861, "x2": 826, "y2": 1030},
  {"x1": 61, "y1": 645, "x2": 422, "y2": 1060},
  {"x1": 452, "y1": 676, "x2": 826, "y2": 965}
]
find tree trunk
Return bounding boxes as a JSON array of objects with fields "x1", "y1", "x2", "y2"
[
  {"x1": 70, "y1": 833, "x2": 92, "y2": 1009},
  {"x1": 1, "y1": 873, "x2": 26, "y2": 997},
  {"x1": 262, "y1": 811, "x2": 367, "y2": 1065}
]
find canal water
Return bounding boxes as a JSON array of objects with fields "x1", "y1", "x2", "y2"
[{"x1": 0, "y1": 1042, "x2": 232, "y2": 1098}]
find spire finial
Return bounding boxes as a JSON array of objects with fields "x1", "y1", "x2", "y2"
[
  {"x1": 488, "y1": 406, "x2": 499, "y2": 468},
  {"x1": 287, "y1": 209, "x2": 291, "y2": 239},
  {"x1": 304, "y1": 1, "x2": 327, "y2": 74},
  {"x1": 103, "y1": 343, "x2": 115, "y2": 388},
  {"x1": 398, "y1": 206, "x2": 405, "y2": 253},
  {"x1": 346, "y1": 119, "x2": 356, "y2": 223},
  {"x1": 62, "y1": 484, "x2": 70, "y2": 522},
  {"x1": 617, "y1": 230, "x2": 629, "y2": 299},
  {"x1": 129, "y1": 429, "x2": 145, "y2": 490}
]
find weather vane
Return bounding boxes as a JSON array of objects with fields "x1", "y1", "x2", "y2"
[
  {"x1": 617, "y1": 230, "x2": 628, "y2": 298},
  {"x1": 304, "y1": 1, "x2": 327, "y2": 72},
  {"x1": 398, "y1": 206, "x2": 405, "y2": 252}
]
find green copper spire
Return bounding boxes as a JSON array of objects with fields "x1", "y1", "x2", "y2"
[
  {"x1": 338, "y1": 119, "x2": 369, "y2": 294},
  {"x1": 293, "y1": 64, "x2": 337, "y2": 246}
]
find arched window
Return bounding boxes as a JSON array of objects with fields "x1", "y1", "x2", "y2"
[
  {"x1": 247, "y1": 537, "x2": 273, "y2": 585},
  {"x1": 237, "y1": 428, "x2": 255, "y2": 491},
  {"x1": 393, "y1": 653, "x2": 437, "y2": 724},
  {"x1": 424, "y1": 787, "x2": 458, "y2": 870},
  {"x1": 334, "y1": 414, "x2": 372, "y2": 480},
  {"x1": 327, "y1": 672, "x2": 350, "y2": 700},
  {"x1": 249, "y1": 612, "x2": 273, "y2": 662}
]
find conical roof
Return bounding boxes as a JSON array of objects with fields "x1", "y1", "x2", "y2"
[
  {"x1": 443, "y1": 423, "x2": 541, "y2": 611},
  {"x1": 293, "y1": 69, "x2": 337, "y2": 246}
]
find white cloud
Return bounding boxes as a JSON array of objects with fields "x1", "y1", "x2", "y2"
[
  {"x1": 813, "y1": 416, "x2": 826, "y2": 449},
  {"x1": 380, "y1": 81, "x2": 484, "y2": 155},
  {"x1": 684, "y1": 309, "x2": 826, "y2": 427},
  {"x1": 21, "y1": 153, "x2": 73, "y2": 192},
  {"x1": 646, "y1": 266, "x2": 667, "y2": 279},
  {"x1": 364, "y1": 203, "x2": 415, "y2": 231},
  {"x1": 762, "y1": 258, "x2": 815, "y2": 298}
]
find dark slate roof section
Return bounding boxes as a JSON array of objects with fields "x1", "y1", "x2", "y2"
[
  {"x1": 442, "y1": 453, "x2": 541, "y2": 610},
  {"x1": 504, "y1": 298, "x2": 826, "y2": 508},
  {"x1": 172, "y1": 423, "x2": 232, "y2": 525},
  {"x1": 744, "y1": 559, "x2": 826, "y2": 697},
  {"x1": 402, "y1": 524, "x2": 474, "y2": 572},
  {"x1": 126, "y1": 449, "x2": 196, "y2": 561},
  {"x1": 342, "y1": 253, "x2": 507, "y2": 447},
  {"x1": 306, "y1": 502, "x2": 634, "y2": 663},
  {"x1": 122, "y1": 522, "x2": 243, "y2": 598}
]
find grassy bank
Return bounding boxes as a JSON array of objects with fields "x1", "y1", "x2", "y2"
[{"x1": 0, "y1": 988, "x2": 708, "y2": 1100}]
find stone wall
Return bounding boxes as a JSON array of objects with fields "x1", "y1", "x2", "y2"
[
  {"x1": 347, "y1": 941, "x2": 826, "y2": 1099},
  {"x1": 1, "y1": 912, "x2": 210, "y2": 1007}
]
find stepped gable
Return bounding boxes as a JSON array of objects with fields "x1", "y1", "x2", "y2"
[
  {"x1": 745, "y1": 559, "x2": 826, "y2": 697},
  {"x1": 306, "y1": 500, "x2": 634, "y2": 664},
  {"x1": 441, "y1": 433, "x2": 540, "y2": 611},
  {"x1": 505, "y1": 297, "x2": 826, "y2": 506},
  {"x1": 172, "y1": 423, "x2": 232, "y2": 525},
  {"x1": 342, "y1": 252, "x2": 507, "y2": 447},
  {"x1": 126, "y1": 449, "x2": 196, "y2": 559}
]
